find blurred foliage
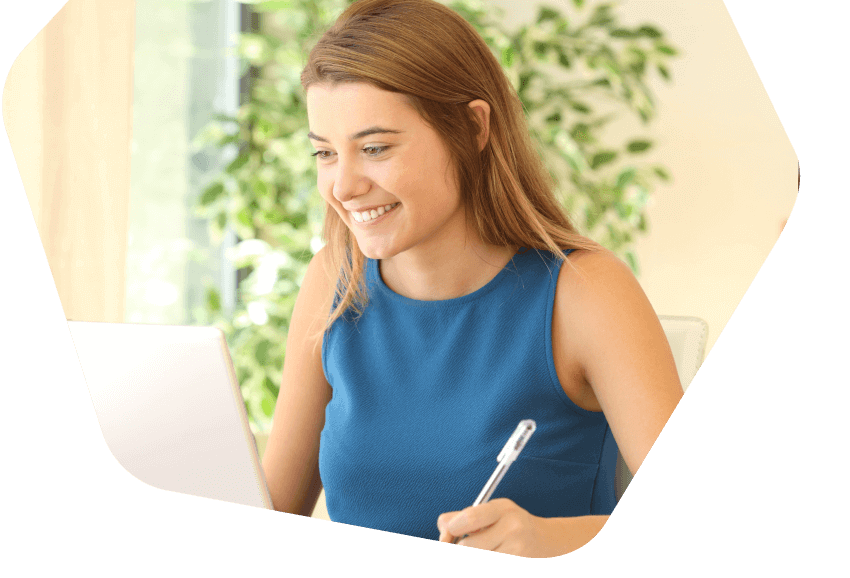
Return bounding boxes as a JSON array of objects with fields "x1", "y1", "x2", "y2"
[{"x1": 191, "y1": 0, "x2": 679, "y2": 430}]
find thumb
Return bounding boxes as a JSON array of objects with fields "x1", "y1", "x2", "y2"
[{"x1": 437, "y1": 510, "x2": 461, "y2": 533}]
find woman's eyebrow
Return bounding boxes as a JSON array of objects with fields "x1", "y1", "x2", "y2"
[{"x1": 307, "y1": 126, "x2": 404, "y2": 143}]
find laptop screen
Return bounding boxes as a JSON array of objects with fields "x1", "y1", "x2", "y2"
[{"x1": 67, "y1": 321, "x2": 273, "y2": 510}]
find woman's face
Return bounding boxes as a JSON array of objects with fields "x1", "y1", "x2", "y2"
[{"x1": 306, "y1": 82, "x2": 467, "y2": 261}]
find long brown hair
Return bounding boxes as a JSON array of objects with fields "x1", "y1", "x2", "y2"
[{"x1": 301, "y1": 0, "x2": 599, "y2": 339}]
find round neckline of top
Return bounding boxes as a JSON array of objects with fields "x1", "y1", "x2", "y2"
[{"x1": 369, "y1": 247, "x2": 534, "y2": 307}]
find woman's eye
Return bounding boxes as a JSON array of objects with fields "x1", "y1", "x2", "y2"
[{"x1": 311, "y1": 146, "x2": 389, "y2": 160}]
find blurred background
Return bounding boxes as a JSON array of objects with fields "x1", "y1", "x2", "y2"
[{"x1": 5, "y1": 0, "x2": 796, "y2": 434}]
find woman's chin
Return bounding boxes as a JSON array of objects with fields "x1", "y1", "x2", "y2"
[{"x1": 355, "y1": 239, "x2": 397, "y2": 261}]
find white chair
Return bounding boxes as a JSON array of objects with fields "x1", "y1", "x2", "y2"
[{"x1": 614, "y1": 315, "x2": 708, "y2": 501}]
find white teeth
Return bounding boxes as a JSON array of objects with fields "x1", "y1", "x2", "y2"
[{"x1": 352, "y1": 203, "x2": 399, "y2": 223}]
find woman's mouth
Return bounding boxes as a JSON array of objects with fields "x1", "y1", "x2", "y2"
[{"x1": 349, "y1": 202, "x2": 400, "y2": 226}]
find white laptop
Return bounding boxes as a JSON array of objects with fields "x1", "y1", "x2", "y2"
[{"x1": 67, "y1": 320, "x2": 274, "y2": 510}]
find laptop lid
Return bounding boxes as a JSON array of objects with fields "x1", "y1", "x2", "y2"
[{"x1": 67, "y1": 320, "x2": 273, "y2": 510}]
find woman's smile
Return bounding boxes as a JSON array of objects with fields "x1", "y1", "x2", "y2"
[{"x1": 348, "y1": 202, "x2": 401, "y2": 227}]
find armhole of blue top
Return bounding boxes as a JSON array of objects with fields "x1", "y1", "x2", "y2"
[{"x1": 546, "y1": 249, "x2": 604, "y2": 417}]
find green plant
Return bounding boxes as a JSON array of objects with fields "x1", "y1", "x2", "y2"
[{"x1": 192, "y1": 0, "x2": 679, "y2": 431}]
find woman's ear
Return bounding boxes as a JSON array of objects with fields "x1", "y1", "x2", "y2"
[{"x1": 468, "y1": 99, "x2": 491, "y2": 152}]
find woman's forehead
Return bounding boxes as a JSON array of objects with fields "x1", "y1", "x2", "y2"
[
  {"x1": 307, "y1": 83, "x2": 406, "y2": 108},
  {"x1": 307, "y1": 83, "x2": 415, "y2": 128}
]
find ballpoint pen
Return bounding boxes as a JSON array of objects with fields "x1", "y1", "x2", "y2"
[{"x1": 451, "y1": 419, "x2": 536, "y2": 544}]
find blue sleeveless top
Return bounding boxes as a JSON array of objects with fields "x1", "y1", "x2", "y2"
[{"x1": 320, "y1": 247, "x2": 618, "y2": 541}]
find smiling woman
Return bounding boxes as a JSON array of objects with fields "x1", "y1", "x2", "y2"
[
  {"x1": 299, "y1": 1, "x2": 604, "y2": 326},
  {"x1": 307, "y1": 83, "x2": 517, "y2": 288},
  {"x1": 260, "y1": 0, "x2": 683, "y2": 558}
]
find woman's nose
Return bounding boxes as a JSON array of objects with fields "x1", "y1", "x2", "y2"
[{"x1": 332, "y1": 158, "x2": 369, "y2": 203}]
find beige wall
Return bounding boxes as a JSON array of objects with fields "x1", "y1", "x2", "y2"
[{"x1": 3, "y1": 0, "x2": 135, "y2": 323}]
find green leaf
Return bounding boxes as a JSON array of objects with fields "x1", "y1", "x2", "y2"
[
  {"x1": 657, "y1": 64, "x2": 670, "y2": 80},
  {"x1": 263, "y1": 208, "x2": 287, "y2": 224},
  {"x1": 255, "y1": 340, "x2": 272, "y2": 365},
  {"x1": 653, "y1": 166, "x2": 671, "y2": 181},
  {"x1": 655, "y1": 43, "x2": 678, "y2": 55},
  {"x1": 570, "y1": 101, "x2": 592, "y2": 114},
  {"x1": 199, "y1": 182, "x2": 225, "y2": 207},
  {"x1": 590, "y1": 151, "x2": 618, "y2": 169},
  {"x1": 570, "y1": 123, "x2": 593, "y2": 144},
  {"x1": 237, "y1": 207, "x2": 254, "y2": 228},
  {"x1": 227, "y1": 153, "x2": 251, "y2": 173},
  {"x1": 211, "y1": 113, "x2": 239, "y2": 124},
  {"x1": 625, "y1": 251, "x2": 639, "y2": 274},
  {"x1": 616, "y1": 202, "x2": 633, "y2": 219},
  {"x1": 555, "y1": 19, "x2": 569, "y2": 35},
  {"x1": 501, "y1": 46, "x2": 514, "y2": 67},
  {"x1": 518, "y1": 71, "x2": 535, "y2": 92},
  {"x1": 533, "y1": 41, "x2": 548, "y2": 58},
  {"x1": 609, "y1": 28, "x2": 634, "y2": 38},
  {"x1": 262, "y1": 376, "x2": 279, "y2": 397},
  {"x1": 536, "y1": 7, "x2": 560, "y2": 24},
  {"x1": 637, "y1": 25, "x2": 662, "y2": 38},
  {"x1": 217, "y1": 133, "x2": 240, "y2": 147},
  {"x1": 214, "y1": 213, "x2": 227, "y2": 234},
  {"x1": 261, "y1": 396, "x2": 275, "y2": 418},
  {"x1": 616, "y1": 168, "x2": 636, "y2": 189},
  {"x1": 588, "y1": 4, "x2": 615, "y2": 27},
  {"x1": 627, "y1": 140, "x2": 652, "y2": 153},
  {"x1": 206, "y1": 288, "x2": 222, "y2": 313}
]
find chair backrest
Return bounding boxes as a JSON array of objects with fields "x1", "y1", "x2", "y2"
[{"x1": 614, "y1": 315, "x2": 708, "y2": 502}]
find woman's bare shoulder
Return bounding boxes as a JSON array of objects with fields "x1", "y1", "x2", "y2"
[{"x1": 561, "y1": 245, "x2": 631, "y2": 280}]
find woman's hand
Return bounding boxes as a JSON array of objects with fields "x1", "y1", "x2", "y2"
[{"x1": 437, "y1": 498, "x2": 608, "y2": 557}]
